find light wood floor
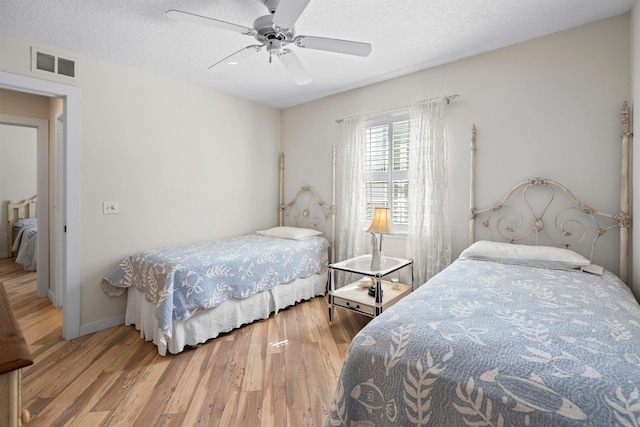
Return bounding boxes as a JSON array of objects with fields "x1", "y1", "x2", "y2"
[{"x1": 1, "y1": 258, "x2": 370, "y2": 427}]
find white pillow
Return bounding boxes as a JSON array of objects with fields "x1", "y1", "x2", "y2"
[
  {"x1": 459, "y1": 240, "x2": 590, "y2": 270},
  {"x1": 256, "y1": 226, "x2": 322, "y2": 240}
]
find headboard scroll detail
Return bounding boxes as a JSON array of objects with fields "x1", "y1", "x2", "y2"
[
  {"x1": 278, "y1": 146, "x2": 336, "y2": 263},
  {"x1": 469, "y1": 101, "x2": 631, "y2": 284},
  {"x1": 471, "y1": 178, "x2": 622, "y2": 260}
]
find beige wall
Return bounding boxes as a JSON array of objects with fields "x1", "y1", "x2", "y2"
[
  {"x1": 0, "y1": 123, "x2": 37, "y2": 257},
  {"x1": 282, "y1": 15, "x2": 632, "y2": 283},
  {"x1": 0, "y1": 33, "x2": 282, "y2": 330},
  {"x1": 0, "y1": 87, "x2": 50, "y2": 117},
  {"x1": 0, "y1": 92, "x2": 49, "y2": 231}
]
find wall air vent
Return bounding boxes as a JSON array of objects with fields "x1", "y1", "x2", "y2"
[
  {"x1": 30, "y1": 47, "x2": 78, "y2": 81},
  {"x1": 36, "y1": 51, "x2": 56, "y2": 73},
  {"x1": 56, "y1": 57, "x2": 76, "y2": 78}
]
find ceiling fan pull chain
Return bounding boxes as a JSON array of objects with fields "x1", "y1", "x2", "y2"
[{"x1": 269, "y1": 40, "x2": 273, "y2": 63}]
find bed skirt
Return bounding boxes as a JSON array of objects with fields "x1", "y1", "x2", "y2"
[{"x1": 125, "y1": 273, "x2": 327, "y2": 355}]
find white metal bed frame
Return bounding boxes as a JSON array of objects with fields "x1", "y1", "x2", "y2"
[
  {"x1": 7, "y1": 195, "x2": 37, "y2": 256},
  {"x1": 469, "y1": 102, "x2": 631, "y2": 284},
  {"x1": 279, "y1": 145, "x2": 336, "y2": 263}
]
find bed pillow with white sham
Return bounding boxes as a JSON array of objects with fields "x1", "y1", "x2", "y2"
[
  {"x1": 256, "y1": 226, "x2": 322, "y2": 240},
  {"x1": 459, "y1": 240, "x2": 590, "y2": 270},
  {"x1": 14, "y1": 218, "x2": 37, "y2": 228}
]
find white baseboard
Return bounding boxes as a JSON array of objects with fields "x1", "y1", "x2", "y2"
[
  {"x1": 48, "y1": 289, "x2": 60, "y2": 308},
  {"x1": 79, "y1": 314, "x2": 125, "y2": 336}
]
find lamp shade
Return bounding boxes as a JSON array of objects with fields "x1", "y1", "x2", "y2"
[{"x1": 367, "y1": 207, "x2": 396, "y2": 235}]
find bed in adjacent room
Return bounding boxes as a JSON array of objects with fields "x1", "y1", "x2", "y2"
[
  {"x1": 326, "y1": 103, "x2": 640, "y2": 426},
  {"x1": 7, "y1": 195, "x2": 37, "y2": 271},
  {"x1": 102, "y1": 150, "x2": 337, "y2": 356}
]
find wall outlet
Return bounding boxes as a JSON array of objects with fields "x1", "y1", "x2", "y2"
[{"x1": 103, "y1": 201, "x2": 119, "y2": 214}]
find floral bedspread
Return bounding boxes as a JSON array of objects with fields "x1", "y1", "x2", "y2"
[
  {"x1": 103, "y1": 234, "x2": 328, "y2": 339},
  {"x1": 13, "y1": 218, "x2": 37, "y2": 271},
  {"x1": 327, "y1": 259, "x2": 640, "y2": 426}
]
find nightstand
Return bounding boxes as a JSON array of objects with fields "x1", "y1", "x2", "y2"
[
  {"x1": 0, "y1": 283, "x2": 32, "y2": 426},
  {"x1": 328, "y1": 254, "x2": 413, "y2": 324}
]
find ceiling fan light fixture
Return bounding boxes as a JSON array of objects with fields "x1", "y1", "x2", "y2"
[{"x1": 267, "y1": 39, "x2": 283, "y2": 53}]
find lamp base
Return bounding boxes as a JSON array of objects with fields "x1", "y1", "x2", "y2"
[
  {"x1": 368, "y1": 285, "x2": 383, "y2": 298},
  {"x1": 370, "y1": 231, "x2": 382, "y2": 270}
]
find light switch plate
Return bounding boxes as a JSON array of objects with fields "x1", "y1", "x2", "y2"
[{"x1": 103, "y1": 201, "x2": 119, "y2": 214}]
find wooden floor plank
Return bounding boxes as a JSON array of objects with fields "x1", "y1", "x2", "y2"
[
  {"x1": 56, "y1": 371, "x2": 120, "y2": 427},
  {"x1": 262, "y1": 352, "x2": 287, "y2": 427},
  {"x1": 178, "y1": 344, "x2": 219, "y2": 427},
  {"x1": 30, "y1": 351, "x2": 122, "y2": 425},
  {"x1": 105, "y1": 380, "x2": 157, "y2": 427},
  {"x1": 236, "y1": 390, "x2": 262, "y2": 427},
  {"x1": 189, "y1": 341, "x2": 234, "y2": 426},
  {"x1": 218, "y1": 389, "x2": 240, "y2": 427},
  {"x1": 242, "y1": 318, "x2": 267, "y2": 392},
  {"x1": 303, "y1": 342, "x2": 335, "y2": 426},
  {"x1": 298, "y1": 297, "x2": 321, "y2": 343},
  {"x1": 162, "y1": 344, "x2": 209, "y2": 415},
  {"x1": 286, "y1": 378, "x2": 313, "y2": 427},
  {"x1": 284, "y1": 307, "x2": 306, "y2": 383},
  {"x1": 266, "y1": 306, "x2": 286, "y2": 354},
  {"x1": 1, "y1": 257, "x2": 370, "y2": 426},
  {"x1": 132, "y1": 351, "x2": 194, "y2": 426},
  {"x1": 37, "y1": 342, "x2": 109, "y2": 399},
  {"x1": 62, "y1": 411, "x2": 110, "y2": 427}
]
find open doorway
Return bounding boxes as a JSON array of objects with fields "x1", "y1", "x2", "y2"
[
  {"x1": 0, "y1": 114, "x2": 51, "y2": 302},
  {"x1": 0, "y1": 70, "x2": 80, "y2": 340}
]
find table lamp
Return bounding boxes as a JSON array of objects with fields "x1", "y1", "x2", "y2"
[{"x1": 367, "y1": 207, "x2": 396, "y2": 271}]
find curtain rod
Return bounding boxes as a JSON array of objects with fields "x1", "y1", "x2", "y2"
[{"x1": 335, "y1": 94, "x2": 459, "y2": 124}]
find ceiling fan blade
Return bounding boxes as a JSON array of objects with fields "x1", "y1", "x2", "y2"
[
  {"x1": 278, "y1": 49, "x2": 312, "y2": 85},
  {"x1": 272, "y1": 0, "x2": 311, "y2": 29},
  {"x1": 166, "y1": 10, "x2": 256, "y2": 36},
  {"x1": 294, "y1": 35, "x2": 372, "y2": 57},
  {"x1": 209, "y1": 45, "x2": 263, "y2": 69}
]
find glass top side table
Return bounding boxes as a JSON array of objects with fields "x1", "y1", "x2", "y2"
[{"x1": 328, "y1": 254, "x2": 413, "y2": 324}]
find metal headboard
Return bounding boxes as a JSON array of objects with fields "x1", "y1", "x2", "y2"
[
  {"x1": 278, "y1": 146, "x2": 336, "y2": 263},
  {"x1": 469, "y1": 102, "x2": 631, "y2": 284}
]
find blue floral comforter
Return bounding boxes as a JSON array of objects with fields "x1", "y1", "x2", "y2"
[
  {"x1": 13, "y1": 218, "x2": 37, "y2": 271},
  {"x1": 327, "y1": 259, "x2": 640, "y2": 426},
  {"x1": 103, "y1": 234, "x2": 328, "y2": 339}
]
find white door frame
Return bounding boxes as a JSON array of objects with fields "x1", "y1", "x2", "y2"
[
  {"x1": 52, "y1": 111, "x2": 65, "y2": 307},
  {"x1": 0, "y1": 70, "x2": 80, "y2": 340},
  {"x1": 0, "y1": 115, "x2": 49, "y2": 299}
]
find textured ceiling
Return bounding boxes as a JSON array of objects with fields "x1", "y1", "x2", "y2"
[{"x1": 0, "y1": 0, "x2": 634, "y2": 109}]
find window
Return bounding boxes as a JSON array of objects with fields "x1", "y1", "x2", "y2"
[{"x1": 365, "y1": 113, "x2": 410, "y2": 230}]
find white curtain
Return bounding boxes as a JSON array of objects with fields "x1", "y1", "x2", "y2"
[
  {"x1": 407, "y1": 97, "x2": 451, "y2": 286},
  {"x1": 338, "y1": 115, "x2": 368, "y2": 262}
]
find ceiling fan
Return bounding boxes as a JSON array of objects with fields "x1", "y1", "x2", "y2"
[{"x1": 166, "y1": 0, "x2": 372, "y2": 85}]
